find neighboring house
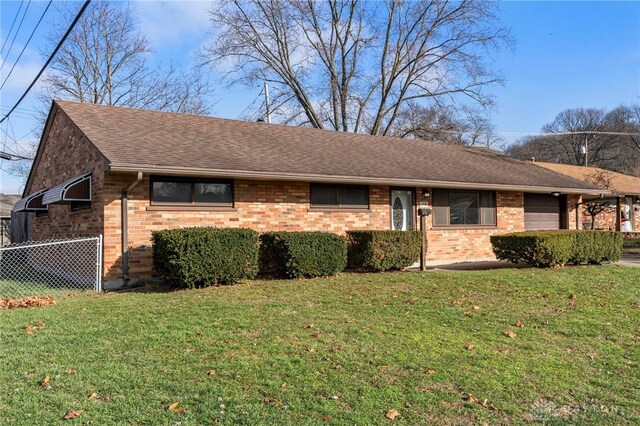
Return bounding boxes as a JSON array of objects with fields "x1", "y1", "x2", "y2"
[
  {"x1": 0, "y1": 193, "x2": 21, "y2": 246},
  {"x1": 534, "y1": 162, "x2": 640, "y2": 232},
  {"x1": 15, "y1": 101, "x2": 605, "y2": 286}
]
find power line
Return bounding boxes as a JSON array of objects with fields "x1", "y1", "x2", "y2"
[
  {"x1": 0, "y1": 0, "x2": 53, "y2": 91},
  {"x1": 0, "y1": 0, "x2": 31, "y2": 71},
  {"x1": 235, "y1": 88, "x2": 264, "y2": 119},
  {"x1": 0, "y1": 0, "x2": 25, "y2": 56},
  {"x1": 0, "y1": 0, "x2": 92, "y2": 125}
]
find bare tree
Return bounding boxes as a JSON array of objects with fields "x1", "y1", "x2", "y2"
[
  {"x1": 40, "y1": 1, "x2": 211, "y2": 114},
  {"x1": 583, "y1": 170, "x2": 616, "y2": 230},
  {"x1": 393, "y1": 103, "x2": 502, "y2": 148},
  {"x1": 201, "y1": 0, "x2": 512, "y2": 135},
  {"x1": 506, "y1": 107, "x2": 626, "y2": 169},
  {"x1": 8, "y1": 1, "x2": 212, "y2": 180}
]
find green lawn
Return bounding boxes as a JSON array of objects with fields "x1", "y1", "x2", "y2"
[
  {"x1": 623, "y1": 238, "x2": 640, "y2": 254},
  {"x1": 1, "y1": 267, "x2": 639, "y2": 425}
]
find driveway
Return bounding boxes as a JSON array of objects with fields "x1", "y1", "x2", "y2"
[{"x1": 618, "y1": 253, "x2": 640, "y2": 267}]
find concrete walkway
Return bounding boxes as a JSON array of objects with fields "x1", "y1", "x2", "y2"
[
  {"x1": 618, "y1": 254, "x2": 640, "y2": 267},
  {"x1": 408, "y1": 254, "x2": 640, "y2": 271}
]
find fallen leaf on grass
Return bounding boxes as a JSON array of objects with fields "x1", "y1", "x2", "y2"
[
  {"x1": 514, "y1": 321, "x2": 524, "y2": 328},
  {"x1": 473, "y1": 305, "x2": 480, "y2": 311},
  {"x1": 464, "y1": 311, "x2": 472, "y2": 317},
  {"x1": 40, "y1": 375, "x2": 51, "y2": 389},
  {"x1": 569, "y1": 294, "x2": 577, "y2": 300},
  {"x1": 175, "y1": 407, "x2": 186, "y2": 414},
  {"x1": 87, "y1": 392, "x2": 98, "y2": 400},
  {"x1": 504, "y1": 331, "x2": 517, "y2": 338},
  {"x1": 0, "y1": 296, "x2": 56, "y2": 310},
  {"x1": 63, "y1": 410, "x2": 83, "y2": 420},
  {"x1": 312, "y1": 332, "x2": 320, "y2": 338},
  {"x1": 66, "y1": 369, "x2": 77, "y2": 375},
  {"x1": 464, "y1": 343, "x2": 475, "y2": 350},
  {"x1": 207, "y1": 370, "x2": 216, "y2": 376},
  {"x1": 320, "y1": 415, "x2": 332, "y2": 421},
  {"x1": 308, "y1": 347, "x2": 315, "y2": 353},
  {"x1": 386, "y1": 409, "x2": 400, "y2": 420},
  {"x1": 427, "y1": 369, "x2": 436, "y2": 375},
  {"x1": 463, "y1": 394, "x2": 478, "y2": 404},
  {"x1": 168, "y1": 402, "x2": 180, "y2": 411},
  {"x1": 303, "y1": 324, "x2": 314, "y2": 329}
]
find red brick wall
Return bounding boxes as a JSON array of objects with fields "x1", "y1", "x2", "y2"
[
  {"x1": 102, "y1": 178, "x2": 536, "y2": 280},
  {"x1": 29, "y1": 109, "x2": 105, "y2": 241},
  {"x1": 102, "y1": 175, "x2": 391, "y2": 280},
  {"x1": 417, "y1": 190, "x2": 525, "y2": 262},
  {"x1": 581, "y1": 197, "x2": 639, "y2": 231}
]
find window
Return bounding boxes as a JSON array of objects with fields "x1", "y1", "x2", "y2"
[
  {"x1": 310, "y1": 184, "x2": 369, "y2": 208},
  {"x1": 151, "y1": 177, "x2": 233, "y2": 206},
  {"x1": 433, "y1": 189, "x2": 496, "y2": 226}
]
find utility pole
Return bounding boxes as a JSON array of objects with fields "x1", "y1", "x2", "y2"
[
  {"x1": 264, "y1": 81, "x2": 271, "y2": 124},
  {"x1": 584, "y1": 133, "x2": 588, "y2": 167}
]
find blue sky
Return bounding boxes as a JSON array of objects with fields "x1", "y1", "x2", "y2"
[{"x1": 1, "y1": 0, "x2": 639, "y2": 194}]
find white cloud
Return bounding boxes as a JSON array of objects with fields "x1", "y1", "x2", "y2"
[{"x1": 135, "y1": 0, "x2": 211, "y2": 50}]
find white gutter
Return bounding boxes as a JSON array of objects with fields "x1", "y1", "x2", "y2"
[{"x1": 108, "y1": 164, "x2": 610, "y2": 196}]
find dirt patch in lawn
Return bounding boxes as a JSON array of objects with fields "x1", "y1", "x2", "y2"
[{"x1": 0, "y1": 295, "x2": 56, "y2": 310}]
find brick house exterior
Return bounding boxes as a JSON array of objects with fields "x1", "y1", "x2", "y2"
[
  {"x1": 535, "y1": 162, "x2": 640, "y2": 232},
  {"x1": 17, "y1": 102, "x2": 604, "y2": 286}
]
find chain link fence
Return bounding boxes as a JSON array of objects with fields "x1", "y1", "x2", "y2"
[{"x1": 0, "y1": 235, "x2": 102, "y2": 298}]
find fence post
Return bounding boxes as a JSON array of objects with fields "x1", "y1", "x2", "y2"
[{"x1": 95, "y1": 234, "x2": 103, "y2": 293}]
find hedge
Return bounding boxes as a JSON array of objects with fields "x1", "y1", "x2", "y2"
[
  {"x1": 260, "y1": 231, "x2": 347, "y2": 278},
  {"x1": 347, "y1": 230, "x2": 422, "y2": 271},
  {"x1": 490, "y1": 230, "x2": 623, "y2": 267},
  {"x1": 152, "y1": 227, "x2": 259, "y2": 288}
]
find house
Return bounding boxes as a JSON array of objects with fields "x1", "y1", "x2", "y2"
[
  {"x1": 534, "y1": 162, "x2": 640, "y2": 232},
  {"x1": 0, "y1": 193, "x2": 21, "y2": 246},
  {"x1": 14, "y1": 101, "x2": 605, "y2": 286}
]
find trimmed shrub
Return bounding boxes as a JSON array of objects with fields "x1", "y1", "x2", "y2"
[
  {"x1": 152, "y1": 227, "x2": 259, "y2": 288},
  {"x1": 491, "y1": 230, "x2": 622, "y2": 268},
  {"x1": 571, "y1": 231, "x2": 623, "y2": 264},
  {"x1": 347, "y1": 230, "x2": 422, "y2": 271},
  {"x1": 260, "y1": 232, "x2": 347, "y2": 278}
]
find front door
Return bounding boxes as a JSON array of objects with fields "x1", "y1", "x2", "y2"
[{"x1": 391, "y1": 190, "x2": 413, "y2": 231}]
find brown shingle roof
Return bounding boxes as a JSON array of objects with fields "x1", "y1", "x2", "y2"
[
  {"x1": 534, "y1": 162, "x2": 640, "y2": 197},
  {"x1": 53, "y1": 100, "x2": 603, "y2": 194}
]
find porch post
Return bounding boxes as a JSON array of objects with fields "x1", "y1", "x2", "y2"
[
  {"x1": 420, "y1": 215, "x2": 427, "y2": 271},
  {"x1": 616, "y1": 197, "x2": 622, "y2": 232}
]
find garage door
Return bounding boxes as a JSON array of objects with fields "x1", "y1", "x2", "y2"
[{"x1": 524, "y1": 193, "x2": 561, "y2": 230}]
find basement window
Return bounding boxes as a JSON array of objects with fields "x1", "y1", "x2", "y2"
[{"x1": 150, "y1": 176, "x2": 233, "y2": 206}]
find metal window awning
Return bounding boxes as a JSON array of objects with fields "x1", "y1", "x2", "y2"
[
  {"x1": 42, "y1": 173, "x2": 92, "y2": 205},
  {"x1": 12, "y1": 189, "x2": 49, "y2": 212}
]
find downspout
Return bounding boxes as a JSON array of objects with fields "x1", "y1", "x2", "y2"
[{"x1": 121, "y1": 172, "x2": 143, "y2": 282}]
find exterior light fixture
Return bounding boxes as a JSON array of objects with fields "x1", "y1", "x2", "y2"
[
  {"x1": 422, "y1": 189, "x2": 431, "y2": 197},
  {"x1": 551, "y1": 192, "x2": 561, "y2": 197}
]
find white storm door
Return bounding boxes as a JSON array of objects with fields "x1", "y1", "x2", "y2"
[{"x1": 391, "y1": 190, "x2": 413, "y2": 231}]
